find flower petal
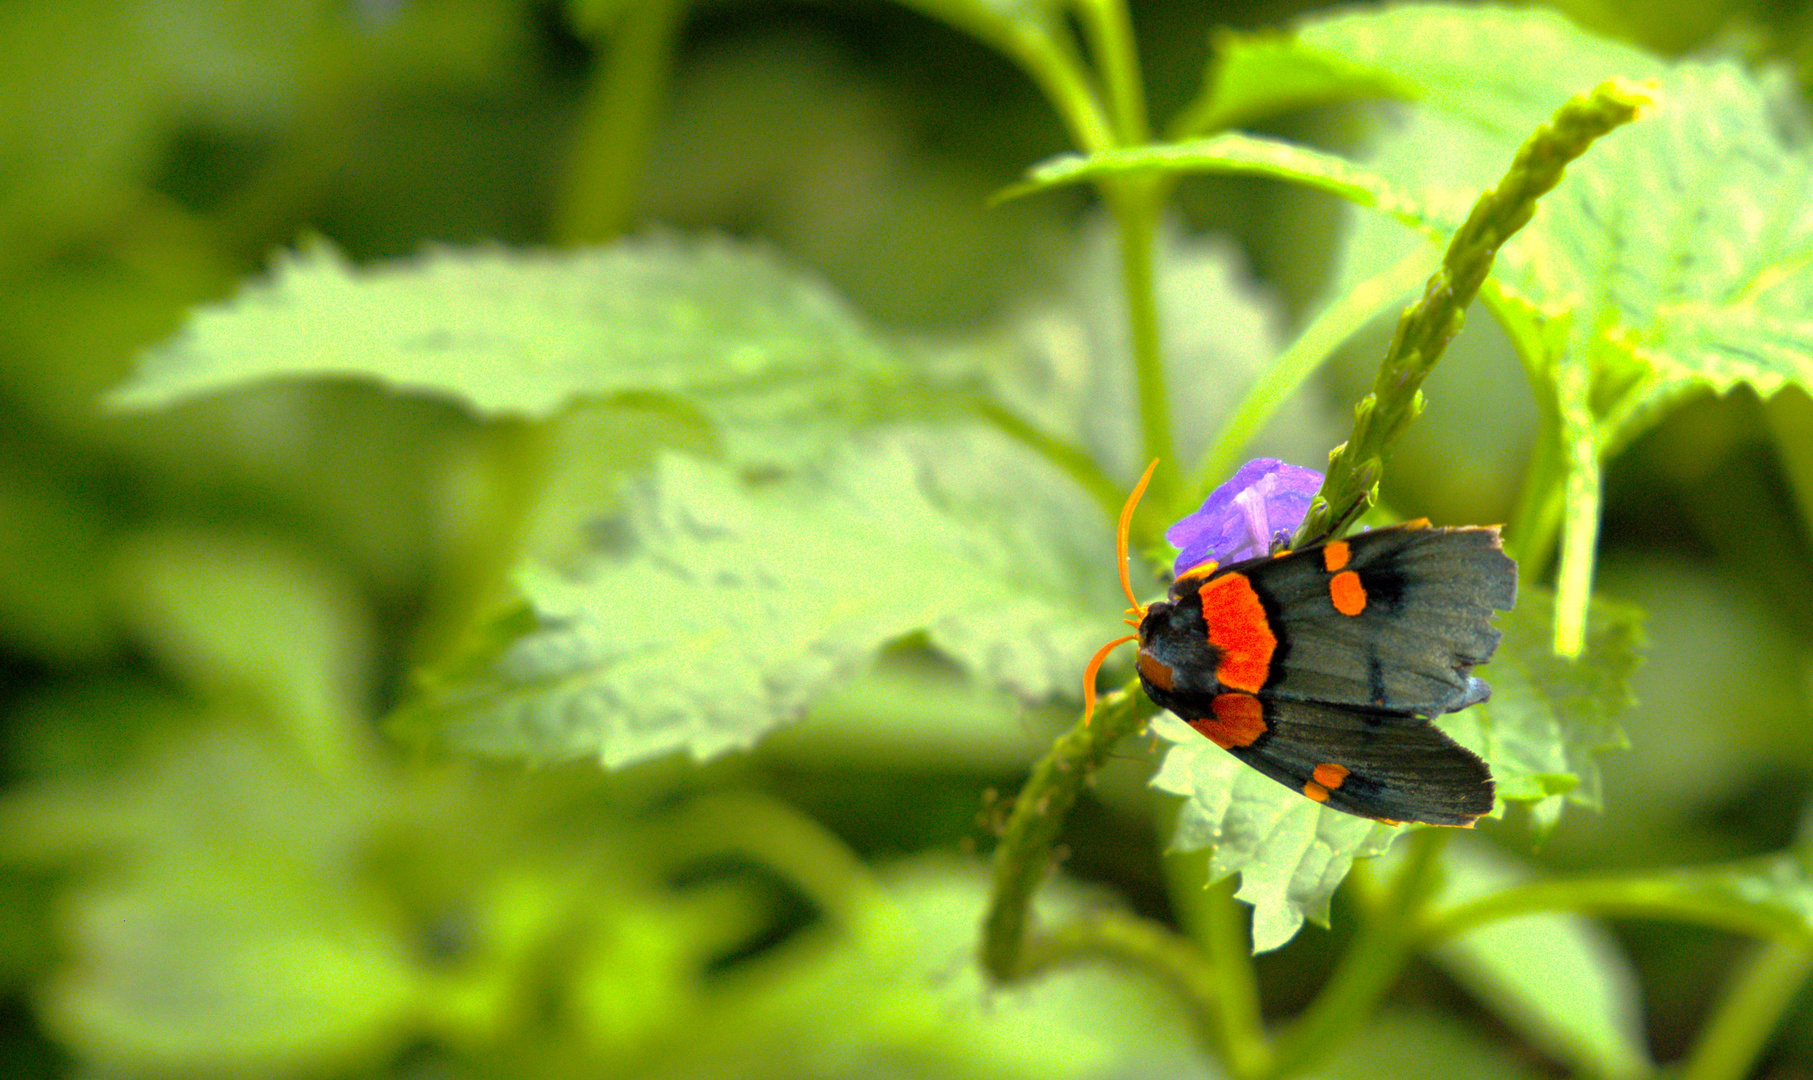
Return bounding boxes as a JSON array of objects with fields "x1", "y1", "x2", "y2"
[{"x1": 1167, "y1": 459, "x2": 1324, "y2": 574}]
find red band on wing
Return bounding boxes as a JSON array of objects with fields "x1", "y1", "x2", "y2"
[
  {"x1": 1200, "y1": 572, "x2": 1276, "y2": 692},
  {"x1": 1189, "y1": 692, "x2": 1268, "y2": 749}
]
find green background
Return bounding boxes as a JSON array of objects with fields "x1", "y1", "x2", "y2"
[{"x1": 3, "y1": 0, "x2": 1813, "y2": 1076}]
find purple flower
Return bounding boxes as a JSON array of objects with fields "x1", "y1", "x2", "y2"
[{"x1": 1167, "y1": 458, "x2": 1324, "y2": 575}]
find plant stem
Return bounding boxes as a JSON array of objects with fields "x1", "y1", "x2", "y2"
[
  {"x1": 1503, "y1": 401, "x2": 1566, "y2": 576},
  {"x1": 1192, "y1": 875, "x2": 1273, "y2": 1079},
  {"x1": 974, "y1": 396, "x2": 1127, "y2": 518},
  {"x1": 1020, "y1": 910, "x2": 1233, "y2": 1061},
  {"x1": 1074, "y1": 0, "x2": 1150, "y2": 146},
  {"x1": 981, "y1": 683, "x2": 1152, "y2": 980},
  {"x1": 1291, "y1": 79, "x2": 1649, "y2": 547},
  {"x1": 1550, "y1": 350, "x2": 1603, "y2": 656},
  {"x1": 1070, "y1": 0, "x2": 1168, "y2": 487},
  {"x1": 1107, "y1": 183, "x2": 1173, "y2": 485},
  {"x1": 1191, "y1": 248, "x2": 1432, "y2": 504},
  {"x1": 1678, "y1": 939, "x2": 1813, "y2": 1080},
  {"x1": 986, "y1": 19, "x2": 1118, "y2": 154},
  {"x1": 1418, "y1": 876, "x2": 1813, "y2": 945},
  {"x1": 554, "y1": 0, "x2": 689, "y2": 244},
  {"x1": 982, "y1": 687, "x2": 1273, "y2": 1072},
  {"x1": 1267, "y1": 828, "x2": 1449, "y2": 1078}
]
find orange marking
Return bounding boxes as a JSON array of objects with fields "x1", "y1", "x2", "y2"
[
  {"x1": 1082, "y1": 460, "x2": 1159, "y2": 726},
  {"x1": 1303, "y1": 781, "x2": 1331, "y2": 802},
  {"x1": 1322, "y1": 540, "x2": 1350, "y2": 572},
  {"x1": 1115, "y1": 461, "x2": 1160, "y2": 614},
  {"x1": 1329, "y1": 570, "x2": 1367, "y2": 616},
  {"x1": 1201, "y1": 573, "x2": 1276, "y2": 691},
  {"x1": 1080, "y1": 633, "x2": 1136, "y2": 726},
  {"x1": 1190, "y1": 693, "x2": 1268, "y2": 749},
  {"x1": 1312, "y1": 763, "x2": 1350, "y2": 790},
  {"x1": 1136, "y1": 649, "x2": 1174, "y2": 692},
  {"x1": 1175, "y1": 561, "x2": 1219, "y2": 584}
]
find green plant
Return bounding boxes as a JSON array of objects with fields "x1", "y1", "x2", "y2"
[{"x1": 6, "y1": 2, "x2": 1813, "y2": 1078}]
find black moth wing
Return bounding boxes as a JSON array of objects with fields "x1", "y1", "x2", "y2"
[
  {"x1": 1215, "y1": 698, "x2": 1495, "y2": 826},
  {"x1": 1239, "y1": 523, "x2": 1516, "y2": 715}
]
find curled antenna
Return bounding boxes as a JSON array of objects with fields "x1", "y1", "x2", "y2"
[{"x1": 1081, "y1": 460, "x2": 1158, "y2": 725}]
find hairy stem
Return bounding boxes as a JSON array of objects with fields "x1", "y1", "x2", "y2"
[
  {"x1": 982, "y1": 684, "x2": 1152, "y2": 979},
  {"x1": 982, "y1": 687, "x2": 1276, "y2": 1072},
  {"x1": 1192, "y1": 248, "x2": 1432, "y2": 504},
  {"x1": 1292, "y1": 79, "x2": 1650, "y2": 546}
]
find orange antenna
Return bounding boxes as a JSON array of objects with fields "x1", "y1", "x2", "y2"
[
  {"x1": 1082, "y1": 633, "x2": 1137, "y2": 725},
  {"x1": 1083, "y1": 459, "x2": 1160, "y2": 725},
  {"x1": 1118, "y1": 459, "x2": 1159, "y2": 615}
]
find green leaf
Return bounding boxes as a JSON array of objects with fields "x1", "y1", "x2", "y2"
[
  {"x1": 1150, "y1": 714, "x2": 1399, "y2": 952},
  {"x1": 987, "y1": 220, "x2": 1330, "y2": 495},
  {"x1": 394, "y1": 431, "x2": 1113, "y2": 768},
  {"x1": 1230, "y1": 6, "x2": 1813, "y2": 650},
  {"x1": 1426, "y1": 838, "x2": 1650, "y2": 1079},
  {"x1": 1197, "y1": 4, "x2": 1663, "y2": 136},
  {"x1": 41, "y1": 865, "x2": 427, "y2": 1075},
  {"x1": 109, "y1": 235, "x2": 917, "y2": 466},
  {"x1": 109, "y1": 526, "x2": 375, "y2": 778},
  {"x1": 1150, "y1": 585, "x2": 1641, "y2": 949},
  {"x1": 1, "y1": 729, "x2": 423, "y2": 1073},
  {"x1": 1176, "y1": 32, "x2": 1411, "y2": 136},
  {"x1": 1441, "y1": 588, "x2": 1642, "y2": 827},
  {"x1": 1490, "y1": 63, "x2": 1813, "y2": 417},
  {"x1": 1006, "y1": 132, "x2": 1440, "y2": 238},
  {"x1": 634, "y1": 854, "x2": 1205, "y2": 1080},
  {"x1": 0, "y1": 721, "x2": 730, "y2": 1073}
]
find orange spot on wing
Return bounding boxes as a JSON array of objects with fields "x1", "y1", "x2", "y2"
[
  {"x1": 1136, "y1": 649, "x2": 1174, "y2": 692},
  {"x1": 1175, "y1": 561, "x2": 1219, "y2": 584},
  {"x1": 1322, "y1": 540, "x2": 1351, "y2": 572},
  {"x1": 1201, "y1": 573, "x2": 1276, "y2": 692},
  {"x1": 1312, "y1": 763, "x2": 1350, "y2": 790},
  {"x1": 1329, "y1": 570, "x2": 1367, "y2": 616},
  {"x1": 1190, "y1": 692, "x2": 1268, "y2": 749},
  {"x1": 1303, "y1": 781, "x2": 1331, "y2": 802}
]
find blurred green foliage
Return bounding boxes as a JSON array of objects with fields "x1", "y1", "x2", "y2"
[{"x1": 5, "y1": 1, "x2": 1813, "y2": 1079}]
